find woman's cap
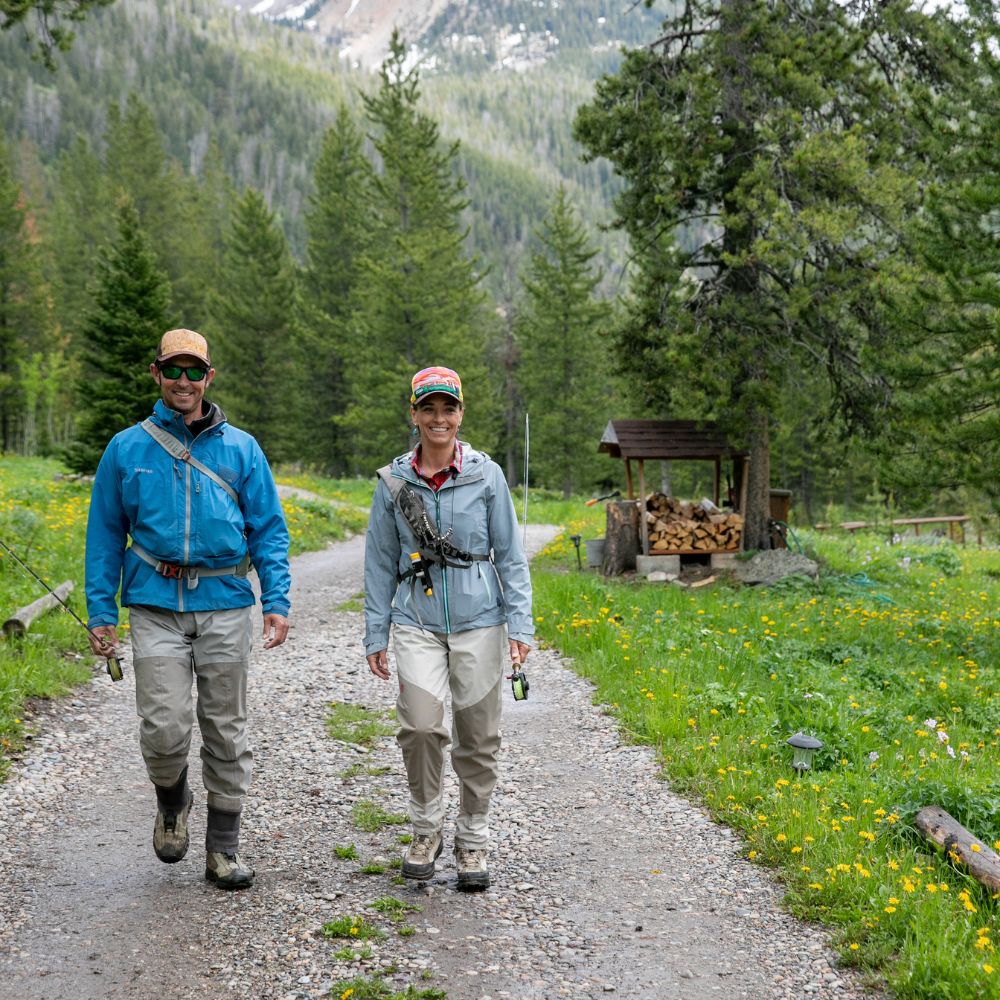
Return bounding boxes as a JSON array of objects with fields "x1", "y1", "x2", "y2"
[
  {"x1": 157, "y1": 329, "x2": 211, "y2": 366},
  {"x1": 411, "y1": 366, "x2": 463, "y2": 404}
]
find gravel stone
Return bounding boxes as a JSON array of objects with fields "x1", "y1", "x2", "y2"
[{"x1": 0, "y1": 529, "x2": 883, "y2": 999}]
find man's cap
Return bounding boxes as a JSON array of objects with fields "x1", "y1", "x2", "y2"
[
  {"x1": 410, "y1": 366, "x2": 463, "y2": 404},
  {"x1": 157, "y1": 329, "x2": 211, "y2": 366}
]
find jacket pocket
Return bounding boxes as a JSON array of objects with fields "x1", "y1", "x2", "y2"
[{"x1": 194, "y1": 472, "x2": 246, "y2": 561}]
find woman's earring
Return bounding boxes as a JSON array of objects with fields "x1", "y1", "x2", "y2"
[{"x1": 411, "y1": 424, "x2": 419, "y2": 437}]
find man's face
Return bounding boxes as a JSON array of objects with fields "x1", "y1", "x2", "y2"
[{"x1": 150, "y1": 354, "x2": 215, "y2": 423}]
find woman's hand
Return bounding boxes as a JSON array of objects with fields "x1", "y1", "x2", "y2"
[
  {"x1": 509, "y1": 639, "x2": 531, "y2": 666},
  {"x1": 367, "y1": 649, "x2": 390, "y2": 680}
]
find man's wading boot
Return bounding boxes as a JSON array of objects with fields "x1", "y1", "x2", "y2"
[
  {"x1": 402, "y1": 830, "x2": 443, "y2": 881},
  {"x1": 153, "y1": 766, "x2": 193, "y2": 864},
  {"x1": 454, "y1": 846, "x2": 489, "y2": 891},
  {"x1": 204, "y1": 806, "x2": 254, "y2": 890}
]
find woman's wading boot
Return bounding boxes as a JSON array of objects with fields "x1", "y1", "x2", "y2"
[
  {"x1": 153, "y1": 766, "x2": 193, "y2": 864},
  {"x1": 204, "y1": 806, "x2": 254, "y2": 890}
]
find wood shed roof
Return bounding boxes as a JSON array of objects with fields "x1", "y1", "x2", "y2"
[{"x1": 599, "y1": 420, "x2": 747, "y2": 460}]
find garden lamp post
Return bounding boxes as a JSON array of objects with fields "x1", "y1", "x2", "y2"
[
  {"x1": 787, "y1": 732, "x2": 823, "y2": 772},
  {"x1": 569, "y1": 534, "x2": 582, "y2": 571}
]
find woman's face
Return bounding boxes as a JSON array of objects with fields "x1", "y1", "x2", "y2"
[{"x1": 411, "y1": 394, "x2": 463, "y2": 451}]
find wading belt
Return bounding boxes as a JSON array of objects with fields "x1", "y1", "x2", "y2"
[
  {"x1": 137, "y1": 419, "x2": 251, "y2": 588},
  {"x1": 375, "y1": 466, "x2": 491, "y2": 584},
  {"x1": 129, "y1": 542, "x2": 251, "y2": 590}
]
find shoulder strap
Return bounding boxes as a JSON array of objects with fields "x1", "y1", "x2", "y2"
[
  {"x1": 376, "y1": 464, "x2": 405, "y2": 500},
  {"x1": 141, "y1": 419, "x2": 239, "y2": 504}
]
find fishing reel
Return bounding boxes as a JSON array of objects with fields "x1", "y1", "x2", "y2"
[
  {"x1": 508, "y1": 668, "x2": 529, "y2": 701},
  {"x1": 106, "y1": 656, "x2": 124, "y2": 682}
]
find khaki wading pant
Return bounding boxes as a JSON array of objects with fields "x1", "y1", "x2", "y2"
[
  {"x1": 129, "y1": 605, "x2": 252, "y2": 813},
  {"x1": 392, "y1": 623, "x2": 507, "y2": 850}
]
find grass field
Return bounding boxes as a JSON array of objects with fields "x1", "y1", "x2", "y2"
[{"x1": 532, "y1": 525, "x2": 1000, "y2": 999}]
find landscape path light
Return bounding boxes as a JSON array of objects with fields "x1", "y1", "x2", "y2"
[
  {"x1": 786, "y1": 731, "x2": 824, "y2": 772},
  {"x1": 569, "y1": 534, "x2": 582, "y2": 571}
]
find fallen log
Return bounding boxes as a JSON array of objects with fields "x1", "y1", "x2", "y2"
[
  {"x1": 914, "y1": 805, "x2": 1000, "y2": 893},
  {"x1": 3, "y1": 580, "x2": 74, "y2": 639}
]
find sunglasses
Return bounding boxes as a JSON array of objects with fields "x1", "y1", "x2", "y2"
[{"x1": 157, "y1": 362, "x2": 209, "y2": 381}]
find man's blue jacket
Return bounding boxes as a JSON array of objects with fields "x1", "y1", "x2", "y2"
[{"x1": 85, "y1": 400, "x2": 291, "y2": 627}]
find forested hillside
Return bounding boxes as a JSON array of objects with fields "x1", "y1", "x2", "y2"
[{"x1": 0, "y1": 0, "x2": 655, "y2": 283}]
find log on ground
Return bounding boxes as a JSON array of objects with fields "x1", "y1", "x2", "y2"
[
  {"x1": 914, "y1": 805, "x2": 1000, "y2": 892},
  {"x1": 3, "y1": 581, "x2": 74, "y2": 638}
]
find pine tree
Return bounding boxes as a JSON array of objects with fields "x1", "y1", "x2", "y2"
[
  {"x1": 0, "y1": 137, "x2": 49, "y2": 452},
  {"x1": 574, "y1": 0, "x2": 965, "y2": 547},
  {"x1": 875, "y1": 1, "x2": 1000, "y2": 510},
  {"x1": 517, "y1": 188, "x2": 612, "y2": 496},
  {"x1": 301, "y1": 105, "x2": 372, "y2": 471},
  {"x1": 1, "y1": 0, "x2": 115, "y2": 69},
  {"x1": 103, "y1": 93, "x2": 207, "y2": 321},
  {"x1": 64, "y1": 196, "x2": 172, "y2": 473},
  {"x1": 46, "y1": 135, "x2": 108, "y2": 347},
  {"x1": 209, "y1": 187, "x2": 299, "y2": 465},
  {"x1": 338, "y1": 31, "x2": 495, "y2": 471}
]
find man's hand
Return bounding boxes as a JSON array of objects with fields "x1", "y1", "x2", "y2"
[
  {"x1": 367, "y1": 649, "x2": 390, "y2": 680},
  {"x1": 88, "y1": 625, "x2": 119, "y2": 658},
  {"x1": 509, "y1": 639, "x2": 531, "y2": 666},
  {"x1": 262, "y1": 613, "x2": 289, "y2": 649}
]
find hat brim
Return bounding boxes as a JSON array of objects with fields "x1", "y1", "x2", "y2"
[{"x1": 158, "y1": 351, "x2": 212, "y2": 366}]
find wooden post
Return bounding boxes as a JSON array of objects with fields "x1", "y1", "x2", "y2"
[
  {"x1": 601, "y1": 501, "x2": 640, "y2": 576},
  {"x1": 3, "y1": 581, "x2": 75, "y2": 638},
  {"x1": 624, "y1": 459, "x2": 635, "y2": 499},
  {"x1": 713, "y1": 458, "x2": 721, "y2": 507},
  {"x1": 637, "y1": 459, "x2": 649, "y2": 556},
  {"x1": 915, "y1": 805, "x2": 1000, "y2": 893}
]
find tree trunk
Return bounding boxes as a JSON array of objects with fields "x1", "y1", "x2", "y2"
[
  {"x1": 601, "y1": 501, "x2": 640, "y2": 576},
  {"x1": 743, "y1": 407, "x2": 771, "y2": 550}
]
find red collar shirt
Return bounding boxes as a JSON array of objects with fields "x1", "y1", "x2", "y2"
[{"x1": 411, "y1": 441, "x2": 463, "y2": 492}]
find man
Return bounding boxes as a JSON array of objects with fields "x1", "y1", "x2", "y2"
[{"x1": 85, "y1": 328, "x2": 291, "y2": 890}]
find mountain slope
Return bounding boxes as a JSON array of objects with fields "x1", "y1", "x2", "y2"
[{"x1": 1, "y1": 0, "x2": 664, "y2": 290}]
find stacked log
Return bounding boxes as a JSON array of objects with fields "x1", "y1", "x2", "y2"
[{"x1": 645, "y1": 494, "x2": 743, "y2": 552}]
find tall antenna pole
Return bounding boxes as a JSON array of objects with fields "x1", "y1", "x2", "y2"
[{"x1": 522, "y1": 411, "x2": 530, "y2": 546}]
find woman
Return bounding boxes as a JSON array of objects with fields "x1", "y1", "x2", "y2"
[{"x1": 363, "y1": 366, "x2": 533, "y2": 891}]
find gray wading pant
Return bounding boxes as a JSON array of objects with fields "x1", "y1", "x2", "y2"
[
  {"x1": 392, "y1": 623, "x2": 506, "y2": 849},
  {"x1": 129, "y1": 605, "x2": 252, "y2": 813}
]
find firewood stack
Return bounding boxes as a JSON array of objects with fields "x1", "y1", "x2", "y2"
[{"x1": 645, "y1": 493, "x2": 743, "y2": 552}]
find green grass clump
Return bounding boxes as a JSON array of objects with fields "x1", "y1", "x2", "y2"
[
  {"x1": 333, "y1": 844, "x2": 359, "y2": 860},
  {"x1": 336, "y1": 591, "x2": 366, "y2": 612},
  {"x1": 370, "y1": 895, "x2": 421, "y2": 919},
  {"x1": 359, "y1": 861, "x2": 387, "y2": 875},
  {"x1": 328, "y1": 974, "x2": 445, "y2": 999},
  {"x1": 352, "y1": 799, "x2": 409, "y2": 833},
  {"x1": 532, "y1": 532, "x2": 1000, "y2": 999},
  {"x1": 321, "y1": 915, "x2": 385, "y2": 941},
  {"x1": 327, "y1": 702, "x2": 396, "y2": 748},
  {"x1": 332, "y1": 944, "x2": 373, "y2": 962}
]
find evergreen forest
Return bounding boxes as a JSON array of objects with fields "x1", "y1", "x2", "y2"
[{"x1": 0, "y1": 0, "x2": 998, "y2": 536}]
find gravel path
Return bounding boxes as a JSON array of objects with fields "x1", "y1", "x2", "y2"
[{"x1": 0, "y1": 528, "x2": 883, "y2": 1000}]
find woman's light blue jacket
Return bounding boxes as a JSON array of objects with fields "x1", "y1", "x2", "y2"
[
  {"x1": 85, "y1": 400, "x2": 291, "y2": 627},
  {"x1": 363, "y1": 445, "x2": 533, "y2": 655}
]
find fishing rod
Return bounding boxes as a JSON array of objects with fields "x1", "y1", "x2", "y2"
[{"x1": 0, "y1": 538, "x2": 123, "y2": 681}]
